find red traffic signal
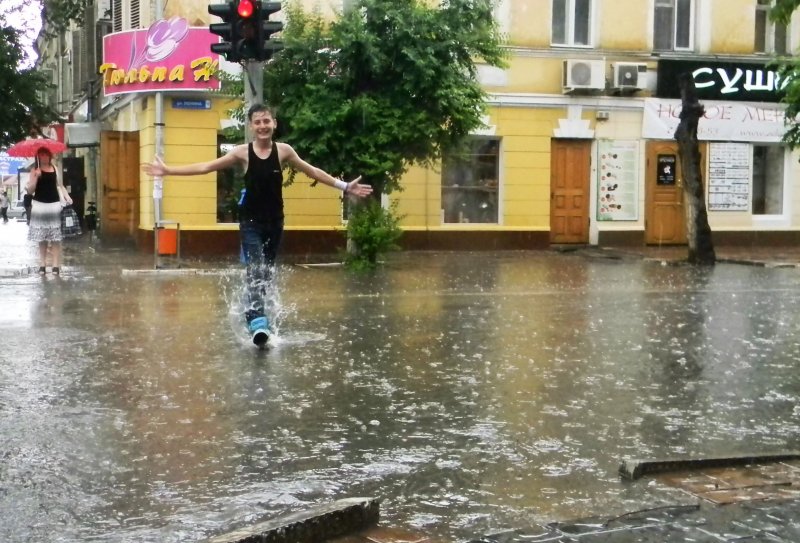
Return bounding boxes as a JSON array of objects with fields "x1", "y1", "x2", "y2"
[{"x1": 237, "y1": 0, "x2": 255, "y2": 18}]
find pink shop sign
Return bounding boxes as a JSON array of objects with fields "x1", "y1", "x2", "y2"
[{"x1": 100, "y1": 17, "x2": 221, "y2": 96}]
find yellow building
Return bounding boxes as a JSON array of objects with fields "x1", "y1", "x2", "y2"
[{"x1": 42, "y1": 0, "x2": 800, "y2": 255}]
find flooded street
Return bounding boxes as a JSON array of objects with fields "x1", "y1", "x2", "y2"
[{"x1": 2, "y1": 222, "x2": 800, "y2": 541}]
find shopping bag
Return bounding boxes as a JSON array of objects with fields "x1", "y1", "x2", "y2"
[{"x1": 61, "y1": 205, "x2": 82, "y2": 237}]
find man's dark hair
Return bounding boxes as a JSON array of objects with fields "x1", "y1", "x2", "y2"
[{"x1": 247, "y1": 103, "x2": 276, "y2": 121}]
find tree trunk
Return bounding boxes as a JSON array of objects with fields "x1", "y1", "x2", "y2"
[{"x1": 674, "y1": 73, "x2": 716, "y2": 265}]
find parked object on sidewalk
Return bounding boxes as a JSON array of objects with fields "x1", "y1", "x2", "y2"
[
  {"x1": 61, "y1": 205, "x2": 81, "y2": 237},
  {"x1": 84, "y1": 201, "x2": 97, "y2": 231},
  {"x1": 7, "y1": 199, "x2": 28, "y2": 221}
]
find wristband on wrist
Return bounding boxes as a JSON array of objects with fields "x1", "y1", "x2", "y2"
[{"x1": 334, "y1": 179, "x2": 348, "y2": 192}]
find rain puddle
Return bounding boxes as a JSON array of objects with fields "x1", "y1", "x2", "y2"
[{"x1": 1, "y1": 251, "x2": 800, "y2": 541}]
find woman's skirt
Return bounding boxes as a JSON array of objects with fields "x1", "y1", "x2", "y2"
[{"x1": 28, "y1": 201, "x2": 63, "y2": 242}]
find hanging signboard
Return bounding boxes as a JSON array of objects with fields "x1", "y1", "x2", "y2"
[
  {"x1": 597, "y1": 140, "x2": 639, "y2": 221},
  {"x1": 657, "y1": 59, "x2": 785, "y2": 103},
  {"x1": 101, "y1": 17, "x2": 221, "y2": 96},
  {"x1": 643, "y1": 98, "x2": 788, "y2": 143}
]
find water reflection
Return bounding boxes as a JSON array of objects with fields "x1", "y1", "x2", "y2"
[{"x1": 2, "y1": 252, "x2": 800, "y2": 541}]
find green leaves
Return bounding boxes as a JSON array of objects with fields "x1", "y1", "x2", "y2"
[
  {"x1": 42, "y1": 0, "x2": 88, "y2": 34},
  {"x1": 344, "y1": 199, "x2": 403, "y2": 271},
  {"x1": 263, "y1": 0, "x2": 507, "y2": 194},
  {"x1": 771, "y1": 0, "x2": 800, "y2": 25},
  {"x1": 0, "y1": 26, "x2": 57, "y2": 147}
]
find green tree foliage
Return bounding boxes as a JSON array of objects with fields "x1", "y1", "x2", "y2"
[
  {"x1": 771, "y1": 1, "x2": 800, "y2": 148},
  {"x1": 263, "y1": 0, "x2": 507, "y2": 194},
  {"x1": 771, "y1": 0, "x2": 800, "y2": 25},
  {"x1": 42, "y1": 0, "x2": 88, "y2": 34},
  {"x1": 0, "y1": 27, "x2": 57, "y2": 146}
]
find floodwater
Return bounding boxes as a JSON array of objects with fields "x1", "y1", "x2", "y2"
[{"x1": 2, "y1": 230, "x2": 800, "y2": 541}]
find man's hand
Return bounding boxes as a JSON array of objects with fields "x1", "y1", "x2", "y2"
[
  {"x1": 345, "y1": 176, "x2": 373, "y2": 198},
  {"x1": 143, "y1": 156, "x2": 168, "y2": 177}
]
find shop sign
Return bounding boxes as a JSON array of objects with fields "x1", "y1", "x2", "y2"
[
  {"x1": 100, "y1": 17, "x2": 220, "y2": 97},
  {"x1": 0, "y1": 153, "x2": 28, "y2": 175},
  {"x1": 597, "y1": 140, "x2": 639, "y2": 222},
  {"x1": 172, "y1": 99, "x2": 212, "y2": 110},
  {"x1": 656, "y1": 155, "x2": 676, "y2": 185},
  {"x1": 642, "y1": 98, "x2": 789, "y2": 142},
  {"x1": 657, "y1": 59, "x2": 786, "y2": 103}
]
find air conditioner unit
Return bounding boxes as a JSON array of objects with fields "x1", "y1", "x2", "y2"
[
  {"x1": 563, "y1": 59, "x2": 605, "y2": 92},
  {"x1": 612, "y1": 62, "x2": 647, "y2": 90}
]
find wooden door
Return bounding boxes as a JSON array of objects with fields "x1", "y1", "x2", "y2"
[
  {"x1": 100, "y1": 131, "x2": 140, "y2": 239},
  {"x1": 645, "y1": 141, "x2": 688, "y2": 245},
  {"x1": 550, "y1": 139, "x2": 591, "y2": 244}
]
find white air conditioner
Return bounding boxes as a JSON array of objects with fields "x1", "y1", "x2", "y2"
[
  {"x1": 612, "y1": 62, "x2": 647, "y2": 90},
  {"x1": 563, "y1": 59, "x2": 605, "y2": 92}
]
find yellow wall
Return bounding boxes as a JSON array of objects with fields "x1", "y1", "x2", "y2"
[
  {"x1": 128, "y1": 0, "x2": 800, "y2": 240},
  {"x1": 507, "y1": 2, "x2": 551, "y2": 48},
  {"x1": 597, "y1": 3, "x2": 649, "y2": 50},
  {"x1": 710, "y1": 0, "x2": 757, "y2": 54},
  {"x1": 137, "y1": 97, "x2": 236, "y2": 231},
  {"x1": 394, "y1": 106, "x2": 559, "y2": 232}
]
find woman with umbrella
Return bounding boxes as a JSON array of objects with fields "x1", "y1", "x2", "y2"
[{"x1": 25, "y1": 146, "x2": 71, "y2": 274}]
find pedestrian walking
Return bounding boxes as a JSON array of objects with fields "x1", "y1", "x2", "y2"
[
  {"x1": 0, "y1": 190, "x2": 8, "y2": 223},
  {"x1": 26, "y1": 147, "x2": 72, "y2": 274},
  {"x1": 143, "y1": 103, "x2": 373, "y2": 347}
]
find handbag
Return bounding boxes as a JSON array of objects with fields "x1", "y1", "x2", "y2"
[{"x1": 61, "y1": 205, "x2": 82, "y2": 237}]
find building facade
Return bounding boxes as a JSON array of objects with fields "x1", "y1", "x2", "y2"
[{"x1": 36, "y1": 0, "x2": 800, "y2": 255}]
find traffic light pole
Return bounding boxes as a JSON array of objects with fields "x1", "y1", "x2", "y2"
[{"x1": 244, "y1": 60, "x2": 264, "y2": 143}]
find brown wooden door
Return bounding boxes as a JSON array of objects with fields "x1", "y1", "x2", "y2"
[
  {"x1": 100, "y1": 131, "x2": 140, "y2": 239},
  {"x1": 645, "y1": 141, "x2": 695, "y2": 245},
  {"x1": 550, "y1": 139, "x2": 590, "y2": 244}
]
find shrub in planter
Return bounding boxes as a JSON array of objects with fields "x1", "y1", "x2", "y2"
[{"x1": 344, "y1": 199, "x2": 403, "y2": 271}]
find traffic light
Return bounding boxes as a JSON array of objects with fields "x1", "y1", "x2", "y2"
[
  {"x1": 255, "y1": 1, "x2": 284, "y2": 62},
  {"x1": 208, "y1": 0, "x2": 283, "y2": 62},
  {"x1": 232, "y1": 0, "x2": 259, "y2": 60},
  {"x1": 208, "y1": 1, "x2": 240, "y2": 61}
]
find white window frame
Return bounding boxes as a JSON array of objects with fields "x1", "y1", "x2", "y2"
[
  {"x1": 755, "y1": 0, "x2": 789, "y2": 55},
  {"x1": 653, "y1": 0, "x2": 694, "y2": 52},
  {"x1": 494, "y1": 0, "x2": 510, "y2": 37},
  {"x1": 551, "y1": 0, "x2": 595, "y2": 48},
  {"x1": 750, "y1": 144, "x2": 789, "y2": 221},
  {"x1": 440, "y1": 136, "x2": 503, "y2": 226},
  {"x1": 111, "y1": 0, "x2": 141, "y2": 32}
]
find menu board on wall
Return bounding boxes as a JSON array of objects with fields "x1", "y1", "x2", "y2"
[
  {"x1": 708, "y1": 143, "x2": 750, "y2": 212},
  {"x1": 597, "y1": 140, "x2": 638, "y2": 221}
]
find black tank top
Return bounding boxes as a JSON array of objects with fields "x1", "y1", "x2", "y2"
[
  {"x1": 33, "y1": 170, "x2": 60, "y2": 203},
  {"x1": 240, "y1": 142, "x2": 284, "y2": 222}
]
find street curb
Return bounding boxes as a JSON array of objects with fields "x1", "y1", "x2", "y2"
[
  {"x1": 200, "y1": 497, "x2": 380, "y2": 543},
  {"x1": 619, "y1": 452, "x2": 800, "y2": 480}
]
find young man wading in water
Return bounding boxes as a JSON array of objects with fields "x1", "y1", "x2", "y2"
[{"x1": 144, "y1": 103, "x2": 373, "y2": 347}]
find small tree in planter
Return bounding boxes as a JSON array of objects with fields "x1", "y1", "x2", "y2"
[{"x1": 344, "y1": 199, "x2": 403, "y2": 271}]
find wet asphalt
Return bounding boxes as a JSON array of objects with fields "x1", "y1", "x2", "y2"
[{"x1": 2, "y1": 219, "x2": 800, "y2": 542}]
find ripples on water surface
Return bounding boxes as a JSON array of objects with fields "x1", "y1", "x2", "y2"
[{"x1": 2, "y1": 252, "x2": 800, "y2": 541}]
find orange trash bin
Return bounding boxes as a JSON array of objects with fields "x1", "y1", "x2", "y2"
[{"x1": 157, "y1": 228, "x2": 178, "y2": 255}]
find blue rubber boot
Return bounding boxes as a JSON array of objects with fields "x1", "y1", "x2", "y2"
[{"x1": 248, "y1": 316, "x2": 270, "y2": 347}]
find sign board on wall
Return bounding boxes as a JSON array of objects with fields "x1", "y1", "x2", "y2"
[
  {"x1": 643, "y1": 98, "x2": 788, "y2": 143},
  {"x1": 597, "y1": 140, "x2": 639, "y2": 221},
  {"x1": 708, "y1": 143, "x2": 751, "y2": 212},
  {"x1": 101, "y1": 17, "x2": 221, "y2": 96},
  {"x1": 657, "y1": 59, "x2": 784, "y2": 103},
  {"x1": 0, "y1": 153, "x2": 29, "y2": 175}
]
